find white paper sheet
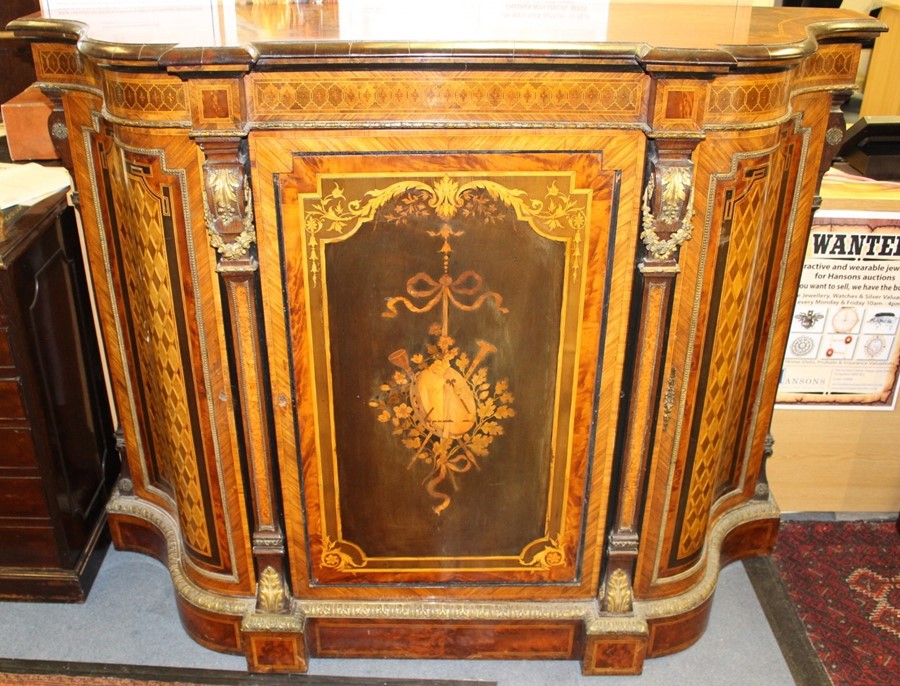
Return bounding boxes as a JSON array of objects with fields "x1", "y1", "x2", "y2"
[{"x1": 0, "y1": 163, "x2": 71, "y2": 210}]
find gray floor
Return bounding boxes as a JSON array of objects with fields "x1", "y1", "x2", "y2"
[{"x1": 0, "y1": 548, "x2": 795, "y2": 685}]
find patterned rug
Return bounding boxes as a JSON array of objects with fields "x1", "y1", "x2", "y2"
[
  {"x1": 771, "y1": 520, "x2": 900, "y2": 686},
  {"x1": 0, "y1": 659, "x2": 493, "y2": 686}
]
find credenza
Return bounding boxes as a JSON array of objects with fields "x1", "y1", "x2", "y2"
[{"x1": 9, "y1": 1, "x2": 884, "y2": 674}]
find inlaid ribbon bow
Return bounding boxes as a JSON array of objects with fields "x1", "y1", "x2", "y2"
[{"x1": 383, "y1": 270, "x2": 508, "y2": 318}]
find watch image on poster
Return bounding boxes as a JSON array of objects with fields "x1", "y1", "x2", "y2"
[{"x1": 777, "y1": 211, "x2": 900, "y2": 409}]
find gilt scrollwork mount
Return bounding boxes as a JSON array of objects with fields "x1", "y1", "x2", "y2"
[
  {"x1": 203, "y1": 167, "x2": 256, "y2": 260},
  {"x1": 198, "y1": 138, "x2": 257, "y2": 261},
  {"x1": 640, "y1": 164, "x2": 696, "y2": 262}
]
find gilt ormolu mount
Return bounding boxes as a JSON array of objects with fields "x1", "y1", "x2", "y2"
[{"x1": 9, "y1": 1, "x2": 885, "y2": 675}]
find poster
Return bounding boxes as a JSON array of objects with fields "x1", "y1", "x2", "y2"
[
  {"x1": 776, "y1": 210, "x2": 900, "y2": 409},
  {"x1": 38, "y1": 1, "x2": 234, "y2": 46}
]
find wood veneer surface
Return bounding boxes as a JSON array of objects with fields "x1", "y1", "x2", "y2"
[{"x1": 8, "y1": 2, "x2": 886, "y2": 675}]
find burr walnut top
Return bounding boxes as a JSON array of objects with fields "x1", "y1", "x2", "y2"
[{"x1": 8, "y1": 1, "x2": 885, "y2": 72}]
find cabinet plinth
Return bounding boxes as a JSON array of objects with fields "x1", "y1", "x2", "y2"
[{"x1": 9, "y1": 3, "x2": 884, "y2": 674}]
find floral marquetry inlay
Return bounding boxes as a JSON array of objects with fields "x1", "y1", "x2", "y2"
[
  {"x1": 304, "y1": 176, "x2": 588, "y2": 286},
  {"x1": 287, "y1": 158, "x2": 612, "y2": 583},
  {"x1": 321, "y1": 537, "x2": 367, "y2": 572},
  {"x1": 518, "y1": 537, "x2": 567, "y2": 570},
  {"x1": 304, "y1": 175, "x2": 589, "y2": 515}
]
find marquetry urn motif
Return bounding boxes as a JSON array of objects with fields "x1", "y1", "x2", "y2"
[{"x1": 9, "y1": 1, "x2": 884, "y2": 677}]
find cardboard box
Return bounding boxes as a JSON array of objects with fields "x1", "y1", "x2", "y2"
[{"x1": 1, "y1": 87, "x2": 57, "y2": 161}]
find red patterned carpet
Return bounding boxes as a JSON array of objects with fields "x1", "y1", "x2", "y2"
[{"x1": 772, "y1": 520, "x2": 900, "y2": 686}]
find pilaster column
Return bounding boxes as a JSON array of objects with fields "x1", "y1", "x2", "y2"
[
  {"x1": 602, "y1": 137, "x2": 699, "y2": 613},
  {"x1": 197, "y1": 135, "x2": 288, "y2": 611}
]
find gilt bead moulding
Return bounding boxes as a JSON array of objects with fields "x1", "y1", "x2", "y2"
[{"x1": 9, "y1": 0, "x2": 884, "y2": 677}]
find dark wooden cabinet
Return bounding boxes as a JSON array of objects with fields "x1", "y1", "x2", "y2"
[{"x1": 0, "y1": 192, "x2": 118, "y2": 601}]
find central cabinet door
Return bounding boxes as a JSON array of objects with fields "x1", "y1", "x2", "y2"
[{"x1": 252, "y1": 129, "x2": 643, "y2": 600}]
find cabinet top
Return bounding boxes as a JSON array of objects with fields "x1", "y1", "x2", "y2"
[{"x1": 9, "y1": 1, "x2": 885, "y2": 72}]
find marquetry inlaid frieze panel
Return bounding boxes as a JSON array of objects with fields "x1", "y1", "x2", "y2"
[
  {"x1": 103, "y1": 73, "x2": 191, "y2": 125},
  {"x1": 33, "y1": 43, "x2": 94, "y2": 88},
  {"x1": 794, "y1": 43, "x2": 861, "y2": 92},
  {"x1": 703, "y1": 72, "x2": 792, "y2": 126},
  {"x1": 248, "y1": 71, "x2": 648, "y2": 125}
]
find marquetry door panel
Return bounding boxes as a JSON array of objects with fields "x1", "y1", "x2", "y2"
[
  {"x1": 253, "y1": 129, "x2": 644, "y2": 598},
  {"x1": 638, "y1": 116, "x2": 811, "y2": 591},
  {"x1": 81, "y1": 123, "x2": 253, "y2": 590}
]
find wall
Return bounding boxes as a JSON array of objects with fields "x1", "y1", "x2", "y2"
[
  {"x1": 769, "y1": 407, "x2": 900, "y2": 512},
  {"x1": 767, "y1": 181, "x2": 900, "y2": 514}
]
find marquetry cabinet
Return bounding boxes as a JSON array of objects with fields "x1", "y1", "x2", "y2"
[
  {"x1": 9, "y1": 2, "x2": 884, "y2": 674},
  {"x1": 0, "y1": 192, "x2": 117, "y2": 601}
]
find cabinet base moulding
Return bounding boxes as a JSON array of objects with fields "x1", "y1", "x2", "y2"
[{"x1": 107, "y1": 490, "x2": 779, "y2": 674}]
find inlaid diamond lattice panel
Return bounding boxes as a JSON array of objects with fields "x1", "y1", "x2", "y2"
[
  {"x1": 676, "y1": 164, "x2": 771, "y2": 562},
  {"x1": 713, "y1": 143, "x2": 790, "y2": 497},
  {"x1": 109, "y1": 152, "x2": 212, "y2": 559}
]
